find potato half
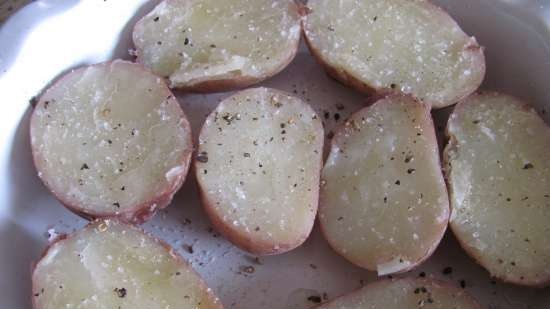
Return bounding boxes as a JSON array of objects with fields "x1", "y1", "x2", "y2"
[
  {"x1": 133, "y1": 0, "x2": 301, "y2": 92},
  {"x1": 315, "y1": 278, "x2": 480, "y2": 309},
  {"x1": 320, "y1": 94, "x2": 449, "y2": 275},
  {"x1": 303, "y1": 0, "x2": 485, "y2": 108},
  {"x1": 445, "y1": 92, "x2": 550, "y2": 287},
  {"x1": 32, "y1": 219, "x2": 223, "y2": 309},
  {"x1": 196, "y1": 88, "x2": 323, "y2": 255},
  {"x1": 30, "y1": 60, "x2": 192, "y2": 224}
]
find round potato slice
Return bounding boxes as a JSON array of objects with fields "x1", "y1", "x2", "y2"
[
  {"x1": 315, "y1": 278, "x2": 480, "y2": 309},
  {"x1": 196, "y1": 88, "x2": 323, "y2": 255},
  {"x1": 30, "y1": 60, "x2": 192, "y2": 224},
  {"x1": 133, "y1": 0, "x2": 301, "y2": 92},
  {"x1": 32, "y1": 219, "x2": 223, "y2": 309},
  {"x1": 303, "y1": 0, "x2": 485, "y2": 108},
  {"x1": 320, "y1": 94, "x2": 449, "y2": 274},
  {"x1": 445, "y1": 92, "x2": 550, "y2": 287}
]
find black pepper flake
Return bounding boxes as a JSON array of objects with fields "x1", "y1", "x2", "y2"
[
  {"x1": 307, "y1": 296, "x2": 322, "y2": 303},
  {"x1": 157, "y1": 41, "x2": 162, "y2": 45},
  {"x1": 407, "y1": 168, "x2": 416, "y2": 174},
  {"x1": 153, "y1": 16, "x2": 159, "y2": 22},
  {"x1": 196, "y1": 151, "x2": 208, "y2": 163},
  {"x1": 327, "y1": 25, "x2": 335, "y2": 31},
  {"x1": 242, "y1": 266, "x2": 255, "y2": 274},
  {"x1": 113, "y1": 202, "x2": 120, "y2": 208},
  {"x1": 243, "y1": 152, "x2": 250, "y2": 158},
  {"x1": 442, "y1": 267, "x2": 453, "y2": 275},
  {"x1": 281, "y1": 130, "x2": 286, "y2": 134},
  {"x1": 334, "y1": 113, "x2": 340, "y2": 121},
  {"x1": 404, "y1": 154, "x2": 413, "y2": 163},
  {"x1": 414, "y1": 288, "x2": 421, "y2": 294},
  {"x1": 383, "y1": 196, "x2": 387, "y2": 203},
  {"x1": 114, "y1": 287, "x2": 127, "y2": 298},
  {"x1": 419, "y1": 272, "x2": 426, "y2": 277},
  {"x1": 34, "y1": 293, "x2": 39, "y2": 297},
  {"x1": 337, "y1": 216, "x2": 344, "y2": 221},
  {"x1": 280, "y1": 123, "x2": 286, "y2": 128},
  {"x1": 390, "y1": 83, "x2": 396, "y2": 89},
  {"x1": 459, "y1": 279, "x2": 466, "y2": 288},
  {"x1": 395, "y1": 180, "x2": 401, "y2": 185},
  {"x1": 324, "y1": 111, "x2": 330, "y2": 119},
  {"x1": 506, "y1": 197, "x2": 511, "y2": 202},
  {"x1": 184, "y1": 38, "x2": 190, "y2": 45},
  {"x1": 120, "y1": 186, "x2": 125, "y2": 191},
  {"x1": 472, "y1": 120, "x2": 480, "y2": 124},
  {"x1": 107, "y1": 139, "x2": 113, "y2": 144},
  {"x1": 183, "y1": 244, "x2": 194, "y2": 254},
  {"x1": 254, "y1": 226, "x2": 260, "y2": 231},
  {"x1": 373, "y1": 16, "x2": 378, "y2": 21},
  {"x1": 523, "y1": 163, "x2": 534, "y2": 169},
  {"x1": 210, "y1": 44, "x2": 217, "y2": 48},
  {"x1": 80, "y1": 163, "x2": 89, "y2": 170},
  {"x1": 175, "y1": 272, "x2": 181, "y2": 276}
]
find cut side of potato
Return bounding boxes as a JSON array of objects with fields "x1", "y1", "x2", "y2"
[
  {"x1": 196, "y1": 87, "x2": 323, "y2": 255},
  {"x1": 133, "y1": 0, "x2": 301, "y2": 92},
  {"x1": 445, "y1": 92, "x2": 550, "y2": 287},
  {"x1": 303, "y1": 0, "x2": 485, "y2": 108},
  {"x1": 30, "y1": 60, "x2": 192, "y2": 224},
  {"x1": 320, "y1": 94, "x2": 449, "y2": 274},
  {"x1": 32, "y1": 219, "x2": 223, "y2": 309},
  {"x1": 315, "y1": 277, "x2": 480, "y2": 309}
]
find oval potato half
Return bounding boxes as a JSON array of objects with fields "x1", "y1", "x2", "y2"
[
  {"x1": 320, "y1": 94, "x2": 449, "y2": 275},
  {"x1": 445, "y1": 92, "x2": 550, "y2": 287},
  {"x1": 303, "y1": 0, "x2": 485, "y2": 108},
  {"x1": 30, "y1": 60, "x2": 192, "y2": 223},
  {"x1": 196, "y1": 88, "x2": 324, "y2": 255},
  {"x1": 133, "y1": 0, "x2": 301, "y2": 92}
]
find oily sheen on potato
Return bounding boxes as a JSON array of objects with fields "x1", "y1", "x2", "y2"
[
  {"x1": 320, "y1": 95, "x2": 449, "y2": 274},
  {"x1": 133, "y1": 0, "x2": 301, "y2": 91},
  {"x1": 30, "y1": 60, "x2": 192, "y2": 224},
  {"x1": 445, "y1": 93, "x2": 550, "y2": 287},
  {"x1": 303, "y1": 0, "x2": 485, "y2": 108},
  {"x1": 32, "y1": 219, "x2": 223, "y2": 309},
  {"x1": 315, "y1": 278, "x2": 480, "y2": 309},
  {"x1": 196, "y1": 88, "x2": 323, "y2": 255}
]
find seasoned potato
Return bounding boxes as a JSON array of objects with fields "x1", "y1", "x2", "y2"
[
  {"x1": 320, "y1": 94, "x2": 449, "y2": 274},
  {"x1": 445, "y1": 92, "x2": 550, "y2": 287},
  {"x1": 315, "y1": 278, "x2": 480, "y2": 309},
  {"x1": 32, "y1": 219, "x2": 223, "y2": 309},
  {"x1": 303, "y1": 0, "x2": 485, "y2": 108},
  {"x1": 133, "y1": 0, "x2": 301, "y2": 92},
  {"x1": 30, "y1": 60, "x2": 192, "y2": 224},
  {"x1": 196, "y1": 88, "x2": 323, "y2": 255}
]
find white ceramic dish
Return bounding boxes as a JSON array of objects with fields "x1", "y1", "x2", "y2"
[{"x1": 0, "y1": 1, "x2": 549, "y2": 308}]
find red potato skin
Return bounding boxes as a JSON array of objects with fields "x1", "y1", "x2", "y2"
[
  {"x1": 132, "y1": 0, "x2": 301, "y2": 93},
  {"x1": 31, "y1": 219, "x2": 224, "y2": 309},
  {"x1": 313, "y1": 277, "x2": 482, "y2": 309},
  {"x1": 319, "y1": 94, "x2": 449, "y2": 274},
  {"x1": 30, "y1": 60, "x2": 193, "y2": 225},
  {"x1": 194, "y1": 89, "x2": 324, "y2": 255},
  {"x1": 444, "y1": 91, "x2": 550, "y2": 288},
  {"x1": 301, "y1": 1, "x2": 486, "y2": 109}
]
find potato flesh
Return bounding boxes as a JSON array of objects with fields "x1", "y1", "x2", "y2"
[
  {"x1": 33, "y1": 220, "x2": 221, "y2": 309},
  {"x1": 304, "y1": 0, "x2": 484, "y2": 107},
  {"x1": 320, "y1": 96, "x2": 448, "y2": 273},
  {"x1": 133, "y1": 0, "x2": 300, "y2": 88},
  {"x1": 197, "y1": 88, "x2": 323, "y2": 251},
  {"x1": 446, "y1": 94, "x2": 550, "y2": 284},
  {"x1": 317, "y1": 278, "x2": 478, "y2": 309},
  {"x1": 31, "y1": 61, "x2": 190, "y2": 213}
]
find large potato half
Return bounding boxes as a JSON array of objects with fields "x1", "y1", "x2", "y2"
[
  {"x1": 445, "y1": 92, "x2": 550, "y2": 287},
  {"x1": 196, "y1": 87, "x2": 324, "y2": 255},
  {"x1": 32, "y1": 219, "x2": 223, "y2": 309},
  {"x1": 320, "y1": 94, "x2": 449, "y2": 275},
  {"x1": 303, "y1": 0, "x2": 485, "y2": 108},
  {"x1": 133, "y1": 0, "x2": 301, "y2": 92},
  {"x1": 30, "y1": 60, "x2": 192, "y2": 224},
  {"x1": 315, "y1": 277, "x2": 480, "y2": 309}
]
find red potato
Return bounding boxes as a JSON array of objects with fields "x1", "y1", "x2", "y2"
[
  {"x1": 30, "y1": 60, "x2": 192, "y2": 224},
  {"x1": 303, "y1": 0, "x2": 485, "y2": 109},
  {"x1": 315, "y1": 277, "x2": 481, "y2": 309},
  {"x1": 132, "y1": 0, "x2": 301, "y2": 92},
  {"x1": 32, "y1": 219, "x2": 223, "y2": 309},
  {"x1": 320, "y1": 94, "x2": 449, "y2": 275},
  {"x1": 195, "y1": 88, "x2": 324, "y2": 255},
  {"x1": 445, "y1": 92, "x2": 550, "y2": 287}
]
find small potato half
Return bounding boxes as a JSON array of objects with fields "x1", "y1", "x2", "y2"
[
  {"x1": 445, "y1": 92, "x2": 550, "y2": 287},
  {"x1": 320, "y1": 94, "x2": 449, "y2": 275},
  {"x1": 315, "y1": 277, "x2": 480, "y2": 309},
  {"x1": 133, "y1": 0, "x2": 301, "y2": 92},
  {"x1": 30, "y1": 60, "x2": 192, "y2": 224},
  {"x1": 303, "y1": 0, "x2": 485, "y2": 108},
  {"x1": 196, "y1": 87, "x2": 324, "y2": 255},
  {"x1": 32, "y1": 219, "x2": 223, "y2": 309}
]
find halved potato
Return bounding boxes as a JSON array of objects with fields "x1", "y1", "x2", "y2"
[
  {"x1": 30, "y1": 60, "x2": 192, "y2": 224},
  {"x1": 320, "y1": 94, "x2": 449, "y2": 275},
  {"x1": 32, "y1": 219, "x2": 223, "y2": 309},
  {"x1": 196, "y1": 87, "x2": 323, "y2": 255},
  {"x1": 445, "y1": 92, "x2": 550, "y2": 287},
  {"x1": 303, "y1": 0, "x2": 485, "y2": 108},
  {"x1": 133, "y1": 0, "x2": 301, "y2": 92},
  {"x1": 315, "y1": 277, "x2": 480, "y2": 309}
]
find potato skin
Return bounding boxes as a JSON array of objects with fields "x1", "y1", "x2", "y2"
[
  {"x1": 444, "y1": 91, "x2": 550, "y2": 288},
  {"x1": 31, "y1": 219, "x2": 223, "y2": 309},
  {"x1": 302, "y1": 0, "x2": 486, "y2": 109},
  {"x1": 30, "y1": 61, "x2": 193, "y2": 224}
]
